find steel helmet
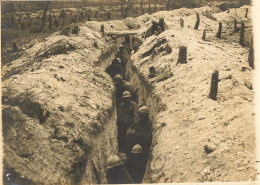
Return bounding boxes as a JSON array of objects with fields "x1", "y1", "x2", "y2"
[
  {"x1": 119, "y1": 45, "x2": 124, "y2": 50},
  {"x1": 139, "y1": 106, "x2": 149, "y2": 114},
  {"x1": 106, "y1": 155, "x2": 123, "y2": 169},
  {"x1": 116, "y1": 58, "x2": 122, "y2": 63},
  {"x1": 131, "y1": 144, "x2": 143, "y2": 154},
  {"x1": 159, "y1": 18, "x2": 164, "y2": 23},
  {"x1": 114, "y1": 74, "x2": 122, "y2": 81},
  {"x1": 122, "y1": 91, "x2": 131, "y2": 98},
  {"x1": 152, "y1": 21, "x2": 158, "y2": 25}
]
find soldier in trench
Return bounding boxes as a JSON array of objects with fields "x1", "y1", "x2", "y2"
[
  {"x1": 106, "y1": 154, "x2": 134, "y2": 184},
  {"x1": 117, "y1": 91, "x2": 139, "y2": 152},
  {"x1": 121, "y1": 35, "x2": 133, "y2": 55},
  {"x1": 115, "y1": 45, "x2": 130, "y2": 74},
  {"x1": 105, "y1": 58, "x2": 124, "y2": 79},
  {"x1": 125, "y1": 144, "x2": 147, "y2": 183},
  {"x1": 126, "y1": 106, "x2": 152, "y2": 156},
  {"x1": 114, "y1": 74, "x2": 138, "y2": 106}
]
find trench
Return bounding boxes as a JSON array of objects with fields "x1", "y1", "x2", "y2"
[
  {"x1": 101, "y1": 34, "x2": 157, "y2": 184},
  {"x1": 2, "y1": 33, "x2": 157, "y2": 185}
]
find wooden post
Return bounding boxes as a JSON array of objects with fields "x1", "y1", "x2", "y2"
[
  {"x1": 148, "y1": 0, "x2": 151, "y2": 13},
  {"x1": 101, "y1": 24, "x2": 104, "y2": 36},
  {"x1": 72, "y1": 25, "x2": 79, "y2": 34},
  {"x1": 166, "y1": 0, "x2": 170, "y2": 11},
  {"x1": 209, "y1": 70, "x2": 219, "y2": 101},
  {"x1": 149, "y1": 66, "x2": 156, "y2": 78},
  {"x1": 121, "y1": 0, "x2": 124, "y2": 17},
  {"x1": 234, "y1": 19, "x2": 239, "y2": 32},
  {"x1": 248, "y1": 36, "x2": 254, "y2": 69},
  {"x1": 177, "y1": 46, "x2": 187, "y2": 64},
  {"x1": 48, "y1": 14, "x2": 52, "y2": 29},
  {"x1": 202, "y1": 29, "x2": 206, "y2": 41},
  {"x1": 240, "y1": 21, "x2": 245, "y2": 46},
  {"x1": 40, "y1": 1, "x2": 50, "y2": 31},
  {"x1": 194, "y1": 13, "x2": 200, "y2": 30},
  {"x1": 180, "y1": 18, "x2": 184, "y2": 28},
  {"x1": 216, "y1": 22, "x2": 222, "y2": 39},
  {"x1": 12, "y1": 43, "x2": 18, "y2": 52},
  {"x1": 245, "y1": 8, "x2": 248, "y2": 18}
]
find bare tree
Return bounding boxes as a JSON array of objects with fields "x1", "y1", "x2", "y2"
[
  {"x1": 141, "y1": 0, "x2": 144, "y2": 14},
  {"x1": 40, "y1": 1, "x2": 50, "y2": 31},
  {"x1": 148, "y1": 0, "x2": 151, "y2": 13},
  {"x1": 121, "y1": 0, "x2": 124, "y2": 17}
]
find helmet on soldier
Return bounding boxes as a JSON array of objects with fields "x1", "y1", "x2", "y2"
[
  {"x1": 139, "y1": 106, "x2": 149, "y2": 114},
  {"x1": 131, "y1": 144, "x2": 143, "y2": 154},
  {"x1": 106, "y1": 155, "x2": 123, "y2": 169},
  {"x1": 122, "y1": 91, "x2": 131, "y2": 98}
]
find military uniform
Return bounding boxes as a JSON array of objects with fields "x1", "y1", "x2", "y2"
[
  {"x1": 117, "y1": 91, "x2": 139, "y2": 152},
  {"x1": 106, "y1": 59, "x2": 124, "y2": 78},
  {"x1": 125, "y1": 144, "x2": 147, "y2": 183},
  {"x1": 106, "y1": 155, "x2": 133, "y2": 184}
]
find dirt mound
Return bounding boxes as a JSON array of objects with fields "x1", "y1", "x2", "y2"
[
  {"x1": 127, "y1": 5, "x2": 255, "y2": 183},
  {"x1": 2, "y1": 23, "x2": 118, "y2": 184}
]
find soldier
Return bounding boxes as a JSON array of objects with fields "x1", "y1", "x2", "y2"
[
  {"x1": 158, "y1": 18, "x2": 168, "y2": 34},
  {"x1": 122, "y1": 35, "x2": 132, "y2": 54},
  {"x1": 114, "y1": 74, "x2": 138, "y2": 105},
  {"x1": 125, "y1": 144, "x2": 147, "y2": 183},
  {"x1": 132, "y1": 36, "x2": 143, "y2": 53},
  {"x1": 133, "y1": 106, "x2": 152, "y2": 156},
  {"x1": 115, "y1": 45, "x2": 130, "y2": 74},
  {"x1": 117, "y1": 91, "x2": 139, "y2": 152},
  {"x1": 105, "y1": 58, "x2": 124, "y2": 78},
  {"x1": 106, "y1": 155, "x2": 134, "y2": 184},
  {"x1": 54, "y1": 17, "x2": 59, "y2": 27},
  {"x1": 144, "y1": 21, "x2": 159, "y2": 39}
]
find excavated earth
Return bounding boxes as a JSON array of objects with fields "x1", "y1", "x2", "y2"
[{"x1": 2, "y1": 4, "x2": 256, "y2": 184}]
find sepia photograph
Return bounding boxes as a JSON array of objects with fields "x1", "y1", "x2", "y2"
[{"x1": 1, "y1": 0, "x2": 259, "y2": 184}]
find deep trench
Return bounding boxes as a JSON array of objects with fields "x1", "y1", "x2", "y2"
[
  {"x1": 104, "y1": 35, "x2": 153, "y2": 184},
  {"x1": 2, "y1": 34, "x2": 154, "y2": 185}
]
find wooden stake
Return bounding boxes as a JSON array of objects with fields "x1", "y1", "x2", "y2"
[
  {"x1": 177, "y1": 46, "x2": 187, "y2": 65},
  {"x1": 248, "y1": 36, "x2": 254, "y2": 69},
  {"x1": 101, "y1": 24, "x2": 104, "y2": 36},
  {"x1": 240, "y1": 21, "x2": 245, "y2": 46},
  {"x1": 216, "y1": 22, "x2": 222, "y2": 39},
  {"x1": 209, "y1": 70, "x2": 219, "y2": 101},
  {"x1": 180, "y1": 18, "x2": 184, "y2": 28},
  {"x1": 202, "y1": 29, "x2": 206, "y2": 41},
  {"x1": 149, "y1": 66, "x2": 156, "y2": 78},
  {"x1": 234, "y1": 19, "x2": 239, "y2": 32},
  {"x1": 194, "y1": 13, "x2": 200, "y2": 30},
  {"x1": 245, "y1": 8, "x2": 248, "y2": 18}
]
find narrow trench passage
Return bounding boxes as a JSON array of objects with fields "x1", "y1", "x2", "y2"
[{"x1": 105, "y1": 35, "x2": 152, "y2": 184}]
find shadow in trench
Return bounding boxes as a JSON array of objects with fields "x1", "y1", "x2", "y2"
[
  {"x1": 3, "y1": 166, "x2": 36, "y2": 185},
  {"x1": 105, "y1": 35, "x2": 152, "y2": 184}
]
